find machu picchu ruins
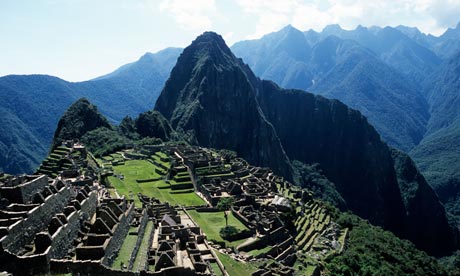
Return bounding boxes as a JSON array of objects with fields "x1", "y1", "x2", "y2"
[{"x1": 0, "y1": 141, "x2": 347, "y2": 276}]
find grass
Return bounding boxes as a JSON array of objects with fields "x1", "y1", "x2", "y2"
[
  {"x1": 187, "y1": 210, "x2": 249, "y2": 248},
  {"x1": 132, "y1": 221, "x2": 153, "y2": 271},
  {"x1": 210, "y1": 262, "x2": 224, "y2": 276},
  {"x1": 215, "y1": 251, "x2": 260, "y2": 276},
  {"x1": 112, "y1": 229, "x2": 138, "y2": 269},
  {"x1": 108, "y1": 159, "x2": 205, "y2": 206},
  {"x1": 247, "y1": 246, "x2": 272, "y2": 257}
]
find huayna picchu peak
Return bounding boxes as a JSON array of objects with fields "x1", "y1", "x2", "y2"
[
  {"x1": 3, "y1": 8, "x2": 460, "y2": 275},
  {"x1": 155, "y1": 31, "x2": 458, "y2": 256}
]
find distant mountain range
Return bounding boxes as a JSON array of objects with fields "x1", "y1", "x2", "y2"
[{"x1": 0, "y1": 48, "x2": 181, "y2": 174}]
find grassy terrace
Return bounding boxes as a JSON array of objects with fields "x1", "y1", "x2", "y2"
[
  {"x1": 187, "y1": 210, "x2": 249, "y2": 248},
  {"x1": 108, "y1": 159, "x2": 205, "y2": 206},
  {"x1": 112, "y1": 228, "x2": 138, "y2": 269},
  {"x1": 215, "y1": 251, "x2": 259, "y2": 276},
  {"x1": 132, "y1": 221, "x2": 153, "y2": 271},
  {"x1": 247, "y1": 246, "x2": 272, "y2": 257}
]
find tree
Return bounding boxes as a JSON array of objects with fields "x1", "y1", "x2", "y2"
[
  {"x1": 217, "y1": 197, "x2": 235, "y2": 211},
  {"x1": 217, "y1": 197, "x2": 235, "y2": 226},
  {"x1": 220, "y1": 225, "x2": 238, "y2": 240}
]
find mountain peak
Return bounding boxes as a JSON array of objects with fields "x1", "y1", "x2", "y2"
[
  {"x1": 52, "y1": 98, "x2": 111, "y2": 149},
  {"x1": 323, "y1": 24, "x2": 343, "y2": 34},
  {"x1": 191, "y1": 31, "x2": 227, "y2": 48},
  {"x1": 280, "y1": 24, "x2": 299, "y2": 33}
]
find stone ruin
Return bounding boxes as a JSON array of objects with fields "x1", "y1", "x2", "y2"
[{"x1": 0, "y1": 141, "x2": 345, "y2": 276}]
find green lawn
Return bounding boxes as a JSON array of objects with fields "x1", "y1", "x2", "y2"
[
  {"x1": 187, "y1": 210, "x2": 249, "y2": 248},
  {"x1": 112, "y1": 229, "x2": 138, "y2": 269},
  {"x1": 247, "y1": 246, "x2": 272, "y2": 257},
  {"x1": 108, "y1": 159, "x2": 205, "y2": 206},
  {"x1": 215, "y1": 251, "x2": 259, "y2": 276},
  {"x1": 132, "y1": 221, "x2": 153, "y2": 271}
]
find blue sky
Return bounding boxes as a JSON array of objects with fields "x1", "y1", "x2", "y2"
[{"x1": 1, "y1": 0, "x2": 460, "y2": 81}]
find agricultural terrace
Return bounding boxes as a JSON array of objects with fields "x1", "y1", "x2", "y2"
[{"x1": 102, "y1": 152, "x2": 205, "y2": 206}]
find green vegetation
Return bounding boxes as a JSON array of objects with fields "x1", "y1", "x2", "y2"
[
  {"x1": 82, "y1": 127, "x2": 129, "y2": 157},
  {"x1": 209, "y1": 262, "x2": 224, "y2": 276},
  {"x1": 247, "y1": 246, "x2": 272, "y2": 257},
  {"x1": 411, "y1": 120, "x2": 460, "y2": 223},
  {"x1": 292, "y1": 161, "x2": 346, "y2": 209},
  {"x1": 132, "y1": 221, "x2": 153, "y2": 271},
  {"x1": 108, "y1": 159, "x2": 204, "y2": 206},
  {"x1": 325, "y1": 212, "x2": 452, "y2": 276},
  {"x1": 219, "y1": 225, "x2": 238, "y2": 239},
  {"x1": 215, "y1": 251, "x2": 259, "y2": 276},
  {"x1": 112, "y1": 230, "x2": 138, "y2": 269},
  {"x1": 52, "y1": 98, "x2": 112, "y2": 149},
  {"x1": 135, "y1": 110, "x2": 173, "y2": 141},
  {"x1": 187, "y1": 210, "x2": 248, "y2": 247}
]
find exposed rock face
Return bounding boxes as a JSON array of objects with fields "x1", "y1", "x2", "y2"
[
  {"x1": 256, "y1": 81, "x2": 405, "y2": 231},
  {"x1": 155, "y1": 32, "x2": 293, "y2": 178},
  {"x1": 391, "y1": 148, "x2": 457, "y2": 256},
  {"x1": 154, "y1": 31, "x2": 458, "y2": 256},
  {"x1": 52, "y1": 98, "x2": 111, "y2": 149}
]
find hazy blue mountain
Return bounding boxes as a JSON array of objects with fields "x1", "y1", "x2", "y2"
[
  {"x1": 231, "y1": 25, "x2": 313, "y2": 90},
  {"x1": 424, "y1": 51, "x2": 460, "y2": 133},
  {"x1": 311, "y1": 37, "x2": 429, "y2": 150},
  {"x1": 411, "y1": 52, "x2": 460, "y2": 221},
  {"x1": 155, "y1": 31, "x2": 457, "y2": 255},
  {"x1": 0, "y1": 48, "x2": 180, "y2": 174},
  {"x1": 314, "y1": 25, "x2": 442, "y2": 85},
  {"x1": 398, "y1": 22, "x2": 460, "y2": 60},
  {"x1": 232, "y1": 26, "x2": 430, "y2": 151}
]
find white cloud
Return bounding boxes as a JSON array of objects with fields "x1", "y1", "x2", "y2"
[
  {"x1": 159, "y1": 0, "x2": 216, "y2": 31},
  {"x1": 235, "y1": 0, "x2": 460, "y2": 38}
]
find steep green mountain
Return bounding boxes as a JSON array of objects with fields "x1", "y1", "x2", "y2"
[
  {"x1": 0, "y1": 48, "x2": 180, "y2": 174},
  {"x1": 0, "y1": 75, "x2": 79, "y2": 174},
  {"x1": 327, "y1": 212, "x2": 454, "y2": 276},
  {"x1": 135, "y1": 110, "x2": 173, "y2": 141},
  {"x1": 155, "y1": 31, "x2": 457, "y2": 256},
  {"x1": 391, "y1": 148, "x2": 456, "y2": 256},
  {"x1": 232, "y1": 27, "x2": 429, "y2": 151},
  {"x1": 52, "y1": 98, "x2": 111, "y2": 148}
]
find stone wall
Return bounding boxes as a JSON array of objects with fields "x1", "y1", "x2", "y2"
[
  {"x1": 0, "y1": 175, "x2": 48, "y2": 204},
  {"x1": 128, "y1": 209, "x2": 149, "y2": 270},
  {"x1": 49, "y1": 191, "x2": 98, "y2": 259},
  {"x1": 236, "y1": 227, "x2": 288, "y2": 252},
  {"x1": 102, "y1": 202, "x2": 135, "y2": 266},
  {"x1": 1, "y1": 185, "x2": 73, "y2": 253},
  {"x1": 51, "y1": 259, "x2": 199, "y2": 276},
  {"x1": 0, "y1": 244, "x2": 50, "y2": 275}
]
